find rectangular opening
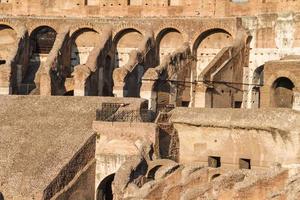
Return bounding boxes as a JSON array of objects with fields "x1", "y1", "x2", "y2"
[
  {"x1": 181, "y1": 101, "x2": 190, "y2": 107},
  {"x1": 239, "y1": 158, "x2": 251, "y2": 169},
  {"x1": 208, "y1": 156, "x2": 221, "y2": 168},
  {"x1": 234, "y1": 101, "x2": 242, "y2": 108}
]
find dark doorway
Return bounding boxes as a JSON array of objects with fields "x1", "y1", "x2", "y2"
[
  {"x1": 208, "y1": 156, "x2": 221, "y2": 168},
  {"x1": 97, "y1": 174, "x2": 115, "y2": 200},
  {"x1": 234, "y1": 101, "x2": 242, "y2": 108},
  {"x1": 239, "y1": 158, "x2": 251, "y2": 169},
  {"x1": 273, "y1": 77, "x2": 294, "y2": 108}
]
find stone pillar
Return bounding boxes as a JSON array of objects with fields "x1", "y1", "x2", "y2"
[
  {"x1": 74, "y1": 78, "x2": 85, "y2": 96},
  {"x1": 73, "y1": 65, "x2": 90, "y2": 96},
  {"x1": 113, "y1": 83, "x2": 125, "y2": 97},
  {"x1": 293, "y1": 92, "x2": 300, "y2": 111},
  {"x1": 39, "y1": 72, "x2": 51, "y2": 96},
  {"x1": 140, "y1": 80, "x2": 157, "y2": 111},
  {"x1": 113, "y1": 68, "x2": 127, "y2": 97},
  {"x1": 0, "y1": 67, "x2": 11, "y2": 95},
  {"x1": 194, "y1": 84, "x2": 207, "y2": 108}
]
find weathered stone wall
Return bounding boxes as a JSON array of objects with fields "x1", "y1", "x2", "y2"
[
  {"x1": 170, "y1": 107, "x2": 300, "y2": 169},
  {"x1": 93, "y1": 121, "x2": 158, "y2": 188},
  {"x1": 242, "y1": 13, "x2": 300, "y2": 108},
  {"x1": 0, "y1": 0, "x2": 299, "y2": 17}
]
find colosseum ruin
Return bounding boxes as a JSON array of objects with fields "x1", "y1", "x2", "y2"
[{"x1": 0, "y1": 0, "x2": 300, "y2": 199}]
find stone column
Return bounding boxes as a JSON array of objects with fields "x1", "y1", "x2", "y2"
[
  {"x1": 113, "y1": 68, "x2": 127, "y2": 97},
  {"x1": 0, "y1": 66, "x2": 11, "y2": 95},
  {"x1": 194, "y1": 84, "x2": 207, "y2": 108},
  {"x1": 140, "y1": 80, "x2": 157, "y2": 111},
  {"x1": 39, "y1": 72, "x2": 51, "y2": 96},
  {"x1": 293, "y1": 92, "x2": 300, "y2": 111}
]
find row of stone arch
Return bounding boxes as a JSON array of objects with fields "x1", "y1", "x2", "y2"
[{"x1": 0, "y1": 23, "x2": 234, "y2": 99}]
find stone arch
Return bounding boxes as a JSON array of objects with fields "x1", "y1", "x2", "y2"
[
  {"x1": 69, "y1": 27, "x2": 101, "y2": 72},
  {"x1": 0, "y1": 24, "x2": 17, "y2": 60},
  {"x1": 29, "y1": 25, "x2": 57, "y2": 54},
  {"x1": 156, "y1": 28, "x2": 184, "y2": 63},
  {"x1": 113, "y1": 28, "x2": 143, "y2": 68},
  {"x1": 97, "y1": 173, "x2": 115, "y2": 200},
  {"x1": 272, "y1": 77, "x2": 295, "y2": 108},
  {"x1": 193, "y1": 28, "x2": 233, "y2": 76},
  {"x1": 21, "y1": 26, "x2": 57, "y2": 94}
]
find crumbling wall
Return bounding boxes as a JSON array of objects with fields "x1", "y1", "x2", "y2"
[
  {"x1": 141, "y1": 43, "x2": 192, "y2": 111},
  {"x1": 111, "y1": 156, "x2": 300, "y2": 200}
]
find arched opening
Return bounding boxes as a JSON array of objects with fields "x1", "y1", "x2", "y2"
[
  {"x1": 21, "y1": 26, "x2": 57, "y2": 94},
  {"x1": 251, "y1": 65, "x2": 264, "y2": 108},
  {"x1": 272, "y1": 77, "x2": 295, "y2": 108},
  {"x1": 193, "y1": 29, "x2": 233, "y2": 77},
  {"x1": 97, "y1": 174, "x2": 115, "y2": 200},
  {"x1": 114, "y1": 29, "x2": 143, "y2": 68},
  {"x1": 0, "y1": 192, "x2": 4, "y2": 200},
  {"x1": 147, "y1": 165, "x2": 162, "y2": 181},
  {"x1": 30, "y1": 26, "x2": 57, "y2": 54},
  {"x1": 210, "y1": 173, "x2": 221, "y2": 181},
  {"x1": 0, "y1": 24, "x2": 17, "y2": 61},
  {"x1": 70, "y1": 28, "x2": 101, "y2": 72},
  {"x1": 156, "y1": 28, "x2": 183, "y2": 63}
]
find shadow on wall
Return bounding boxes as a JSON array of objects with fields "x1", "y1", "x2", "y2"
[{"x1": 97, "y1": 174, "x2": 115, "y2": 200}]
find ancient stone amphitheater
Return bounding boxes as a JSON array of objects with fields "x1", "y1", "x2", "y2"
[{"x1": 0, "y1": 0, "x2": 300, "y2": 200}]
